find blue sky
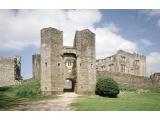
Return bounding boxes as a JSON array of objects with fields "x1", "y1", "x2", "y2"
[
  {"x1": 0, "y1": 9, "x2": 160, "y2": 78},
  {"x1": 101, "y1": 10, "x2": 160, "y2": 55}
]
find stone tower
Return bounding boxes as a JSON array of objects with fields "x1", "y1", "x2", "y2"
[
  {"x1": 32, "y1": 54, "x2": 41, "y2": 80},
  {"x1": 41, "y1": 27, "x2": 64, "y2": 95},
  {"x1": 38, "y1": 27, "x2": 96, "y2": 95},
  {"x1": 74, "y1": 30, "x2": 96, "y2": 94}
]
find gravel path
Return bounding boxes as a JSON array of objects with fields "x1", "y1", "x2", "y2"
[{"x1": 2, "y1": 93, "x2": 79, "y2": 111}]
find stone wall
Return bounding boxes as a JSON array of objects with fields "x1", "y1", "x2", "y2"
[
  {"x1": 32, "y1": 54, "x2": 41, "y2": 80},
  {"x1": 96, "y1": 50, "x2": 146, "y2": 76},
  {"x1": 150, "y1": 73, "x2": 160, "y2": 87},
  {"x1": 0, "y1": 56, "x2": 22, "y2": 87},
  {"x1": 96, "y1": 70, "x2": 158, "y2": 89}
]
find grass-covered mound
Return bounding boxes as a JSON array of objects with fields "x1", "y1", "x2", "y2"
[{"x1": 0, "y1": 80, "x2": 55, "y2": 109}]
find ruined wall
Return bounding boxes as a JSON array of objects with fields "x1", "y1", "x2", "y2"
[
  {"x1": 150, "y1": 73, "x2": 160, "y2": 87},
  {"x1": 74, "y1": 29, "x2": 96, "y2": 94},
  {"x1": 96, "y1": 71, "x2": 158, "y2": 89},
  {"x1": 41, "y1": 27, "x2": 64, "y2": 95},
  {"x1": 96, "y1": 50, "x2": 146, "y2": 77},
  {"x1": 32, "y1": 54, "x2": 41, "y2": 80},
  {"x1": 0, "y1": 56, "x2": 21, "y2": 87}
]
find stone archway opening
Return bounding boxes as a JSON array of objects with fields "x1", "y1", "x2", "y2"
[{"x1": 64, "y1": 79, "x2": 75, "y2": 92}]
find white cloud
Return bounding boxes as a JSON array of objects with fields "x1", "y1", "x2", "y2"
[
  {"x1": 0, "y1": 9, "x2": 102, "y2": 50},
  {"x1": 94, "y1": 27, "x2": 137, "y2": 58},
  {"x1": 102, "y1": 22, "x2": 120, "y2": 33},
  {"x1": 0, "y1": 9, "x2": 138, "y2": 59},
  {"x1": 147, "y1": 52, "x2": 160, "y2": 75},
  {"x1": 140, "y1": 39, "x2": 152, "y2": 46}
]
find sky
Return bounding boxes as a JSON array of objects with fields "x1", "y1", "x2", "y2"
[{"x1": 0, "y1": 9, "x2": 160, "y2": 79}]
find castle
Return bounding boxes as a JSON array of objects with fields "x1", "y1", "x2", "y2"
[
  {"x1": 96, "y1": 50, "x2": 146, "y2": 76},
  {"x1": 0, "y1": 27, "x2": 160, "y2": 94},
  {"x1": 33, "y1": 27, "x2": 96, "y2": 95}
]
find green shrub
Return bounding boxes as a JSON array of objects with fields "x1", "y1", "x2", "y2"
[
  {"x1": 96, "y1": 78, "x2": 120, "y2": 97},
  {"x1": 9, "y1": 80, "x2": 41, "y2": 98}
]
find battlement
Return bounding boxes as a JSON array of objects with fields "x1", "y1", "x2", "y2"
[{"x1": 117, "y1": 50, "x2": 146, "y2": 59}]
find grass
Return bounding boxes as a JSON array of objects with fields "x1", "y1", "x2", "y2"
[
  {"x1": 71, "y1": 92, "x2": 160, "y2": 111},
  {"x1": 0, "y1": 80, "x2": 56, "y2": 109},
  {"x1": 119, "y1": 84, "x2": 137, "y2": 92}
]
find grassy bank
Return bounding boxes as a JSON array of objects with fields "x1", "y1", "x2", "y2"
[
  {"x1": 0, "y1": 80, "x2": 55, "y2": 109},
  {"x1": 71, "y1": 92, "x2": 160, "y2": 111}
]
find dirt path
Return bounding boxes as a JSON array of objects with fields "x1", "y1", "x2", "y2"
[{"x1": 3, "y1": 93, "x2": 79, "y2": 111}]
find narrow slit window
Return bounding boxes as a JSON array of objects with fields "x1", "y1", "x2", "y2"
[{"x1": 45, "y1": 62, "x2": 47, "y2": 67}]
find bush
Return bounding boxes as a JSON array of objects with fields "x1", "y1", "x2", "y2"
[
  {"x1": 96, "y1": 78, "x2": 120, "y2": 97},
  {"x1": 9, "y1": 80, "x2": 41, "y2": 98}
]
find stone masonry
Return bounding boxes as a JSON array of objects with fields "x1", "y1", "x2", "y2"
[
  {"x1": 32, "y1": 54, "x2": 41, "y2": 80},
  {"x1": 0, "y1": 56, "x2": 22, "y2": 87},
  {"x1": 36, "y1": 27, "x2": 96, "y2": 95},
  {"x1": 97, "y1": 71, "x2": 151, "y2": 89},
  {"x1": 32, "y1": 27, "x2": 160, "y2": 93},
  {"x1": 96, "y1": 50, "x2": 146, "y2": 76}
]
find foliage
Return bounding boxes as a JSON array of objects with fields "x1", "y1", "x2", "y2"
[
  {"x1": 9, "y1": 80, "x2": 41, "y2": 98},
  {"x1": 0, "y1": 94, "x2": 25, "y2": 108},
  {"x1": 0, "y1": 79, "x2": 55, "y2": 109},
  {"x1": 96, "y1": 78, "x2": 120, "y2": 97}
]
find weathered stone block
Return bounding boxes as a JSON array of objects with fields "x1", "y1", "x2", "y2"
[{"x1": 0, "y1": 56, "x2": 22, "y2": 87}]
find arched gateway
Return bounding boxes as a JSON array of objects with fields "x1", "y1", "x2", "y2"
[
  {"x1": 39, "y1": 27, "x2": 96, "y2": 95},
  {"x1": 63, "y1": 52, "x2": 77, "y2": 92},
  {"x1": 64, "y1": 79, "x2": 75, "y2": 92}
]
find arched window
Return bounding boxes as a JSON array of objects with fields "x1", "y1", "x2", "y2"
[
  {"x1": 121, "y1": 64, "x2": 126, "y2": 73},
  {"x1": 66, "y1": 60, "x2": 72, "y2": 67}
]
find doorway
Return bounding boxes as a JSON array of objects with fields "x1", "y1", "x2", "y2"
[{"x1": 64, "y1": 79, "x2": 74, "y2": 92}]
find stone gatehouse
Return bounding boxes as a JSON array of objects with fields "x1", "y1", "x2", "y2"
[{"x1": 33, "y1": 27, "x2": 96, "y2": 95}]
